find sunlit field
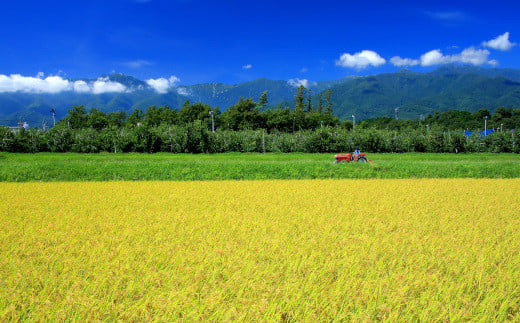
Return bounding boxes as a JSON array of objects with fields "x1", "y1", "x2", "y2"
[
  {"x1": 1, "y1": 152, "x2": 520, "y2": 181},
  {"x1": 2, "y1": 179, "x2": 520, "y2": 320}
]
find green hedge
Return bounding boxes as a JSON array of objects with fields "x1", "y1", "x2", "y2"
[{"x1": 1, "y1": 125, "x2": 519, "y2": 153}]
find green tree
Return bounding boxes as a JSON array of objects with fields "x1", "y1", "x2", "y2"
[
  {"x1": 264, "y1": 106, "x2": 293, "y2": 132},
  {"x1": 323, "y1": 89, "x2": 333, "y2": 114},
  {"x1": 107, "y1": 111, "x2": 126, "y2": 128},
  {"x1": 88, "y1": 108, "x2": 108, "y2": 130},
  {"x1": 306, "y1": 89, "x2": 312, "y2": 113},
  {"x1": 221, "y1": 98, "x2": 263, "y2": 130},
  {"x1": 126, "y1": 109, "x2": 144, "y2": 127},
  {"x1": 179, "y1": 101, "x2": 212, "y2": 124},
  {"x1": 67, "y1": 105, "x2": 89, "y2": 129},
  {"x1": 258, "y1": 91, "x2": 268, "y2": 111},
  {"x1": 317, "y1": 93, "x2": 323, "y2": 114},
  {"x1": 295, "y1": 85, "x2": 306, "y2": 113}
]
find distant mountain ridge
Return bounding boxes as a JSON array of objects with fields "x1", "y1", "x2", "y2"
[
  {"x1": 1, "y1": 65, "x2": 520, "y2": 126},
  {"x1": 329, "y1": 65, "x2": 520, "y2": 120}
]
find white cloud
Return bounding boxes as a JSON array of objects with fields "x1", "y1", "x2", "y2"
[
  {"x1": 390, "y1": 47, "x2": 498, "y2": 66},
  {"x1": 92, "y1": 76, "x2": 127, "y2": 94},
  {"x1": 287, "y1": 78, "x2": 317, "y2": 88},
  {"x1": 417, "y1": 47, "x2": 492, "y2": 66},
  {"x1": 145, "y1": 75, "x2": 180, "y2": 94},
  {"x1": 488, "y1": 59, "x2": 499, "y2": 67},
  {"x1": 335, "y1": 50, "x2": 386, "y2": 69},
  {"x1": 73, "y1": 80, "x2": 91, "y2": 93},
  {"x1": 420, "y1": 49, "x2": 449, "y2": 66},
  {"x1": 453, "y1": 47, "x2": 490, "y2": 65},
  {"x1": 390, "y1": 56, "x2": 420, "y2": 67},
  {"x1": 300, "y1": 67, "x2": 308, "y2": 73},
  {"x1": 483, "y1": 32, "x2": 516, "y2": 51},
  {"x1": 0, "y1": 74, "x2": 128, "y2": 94},
  {"x1": 242, "y1": 64, "x2": 252, "y2": 70},
  {"x1": 390, "y1": 46, "x2": 495, "y2": 68},
  {"x1": 176, "y1": 87, "x2": 191, "y2": 96},
  {"x1": 0, "y1": 74, "x2": 72, "y2": 93}
]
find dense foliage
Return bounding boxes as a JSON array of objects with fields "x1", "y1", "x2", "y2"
[
  {"x1": 361, "y1": 107, "x2": 520, "y2": 131},
  {"x1": 2, "y1": 124, "x2": 519, "y2": 154}
]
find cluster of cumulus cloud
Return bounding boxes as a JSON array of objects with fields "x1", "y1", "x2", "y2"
[
  {"x1": 336, "y1": 32, "x2": 515, "y2": 69},
  {"x1": 0, "y1": 75, "x2": 126, "y2": 94},
  {"x1": 0, "y1": 73, "x2": 181, "y2": 95},
  {"x1": 287, "y1": 78, "x2": 317, "y2": 88},
  {"x1": 145, "y1": 76, "x2": 180, "y2": 94},
  {"x1": 2, "y1": 32, "x2": 516, "y2": 93}
]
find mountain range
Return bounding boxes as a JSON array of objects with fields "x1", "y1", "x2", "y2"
[{"x1": 1, "y1": 65, "x2": 520, "y2": 126}]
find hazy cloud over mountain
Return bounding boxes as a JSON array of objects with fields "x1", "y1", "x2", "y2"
[
  {"x1": 390, "y1": 56, "x2": 420, "y2": 67},
  {"x1": 0, "y1": 74, "x2": 128, "y2": 94},
  {"x1": 146, "y1": 76, "x2": 180, "y2": 93},
  {"x1": 287, "y1": 78, "x2": 316, "y2": 88}
]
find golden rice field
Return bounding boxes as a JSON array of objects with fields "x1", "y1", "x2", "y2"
[{"x1": 1, "y1": 179, "x2": 520, "y2": 321}]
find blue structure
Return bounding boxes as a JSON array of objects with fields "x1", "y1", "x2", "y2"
[{"x1": 463, "y1": 129, "x2": 495, "y2": 137}]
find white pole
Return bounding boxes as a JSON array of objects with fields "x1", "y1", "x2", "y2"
[
  {"x1": 262, "y1": 130, "x2": 266, "y2": 154},
  {"x1": 209, "y1": 111, "x2": 215, "y2": 133},
  {"x1": 352, "y1": 115, "x2": 355, "y2": 132}
]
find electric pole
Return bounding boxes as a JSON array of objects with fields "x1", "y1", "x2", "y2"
[
  {"x1": 209, "y1": 110, "x2": 215, "y2": 133},
  {"x1": 50, "y1": 109, "x2": 56, "y2": 127}
]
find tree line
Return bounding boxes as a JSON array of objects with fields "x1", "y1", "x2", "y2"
[
  {"x1": 57, "y1": 88, "x2": 339, "y2": 133},
  {"x1": 52, "y1": 86, "x2": 520, "y2": 133},
  {"x1": 360, "y1": 108, "x2": 520, "y2": 131}
]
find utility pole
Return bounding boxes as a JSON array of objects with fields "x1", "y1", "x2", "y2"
[
  {"x1": 484, "y1": 116, "x2": 488, "y2": 135},
  {"x1": 395, "y1": 107, "x2": 399, "y2": 120},
  {"x1": 209, "y1": 110, "x2": 215, "y2": 133},
  {"x1": 352, "y1": 114, "x2": 356, "y2": 132},
  {"x1": 50, "y1": 109, "x2": 56, "y2": 127},
  {"x1": 501, "y1": 123, "x2": 503, "y2": 133},
  {"x1": 262, "y1": 130, "x2": 266, "y2": 154}
]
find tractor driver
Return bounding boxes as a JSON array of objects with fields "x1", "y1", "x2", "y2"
[{"x1": 353, "y1": 148, "x2": 361, "y2": 158}]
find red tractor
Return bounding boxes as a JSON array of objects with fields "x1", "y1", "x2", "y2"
[{"x1": 334, "y1": 153, "x2": 371, "y2": 163}]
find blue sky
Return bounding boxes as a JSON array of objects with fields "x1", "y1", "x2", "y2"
[{"x1": 0, "y1": 0, "x2": 519, "y2": 87}]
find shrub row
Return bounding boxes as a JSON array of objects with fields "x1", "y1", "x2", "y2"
[{"x1": 1, "y1": 125, "x2": 519, "y2": 153}]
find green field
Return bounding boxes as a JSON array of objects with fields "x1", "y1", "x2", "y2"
[{"x1": 1, "y1": 152, "x2": 519, "y2": 181}]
